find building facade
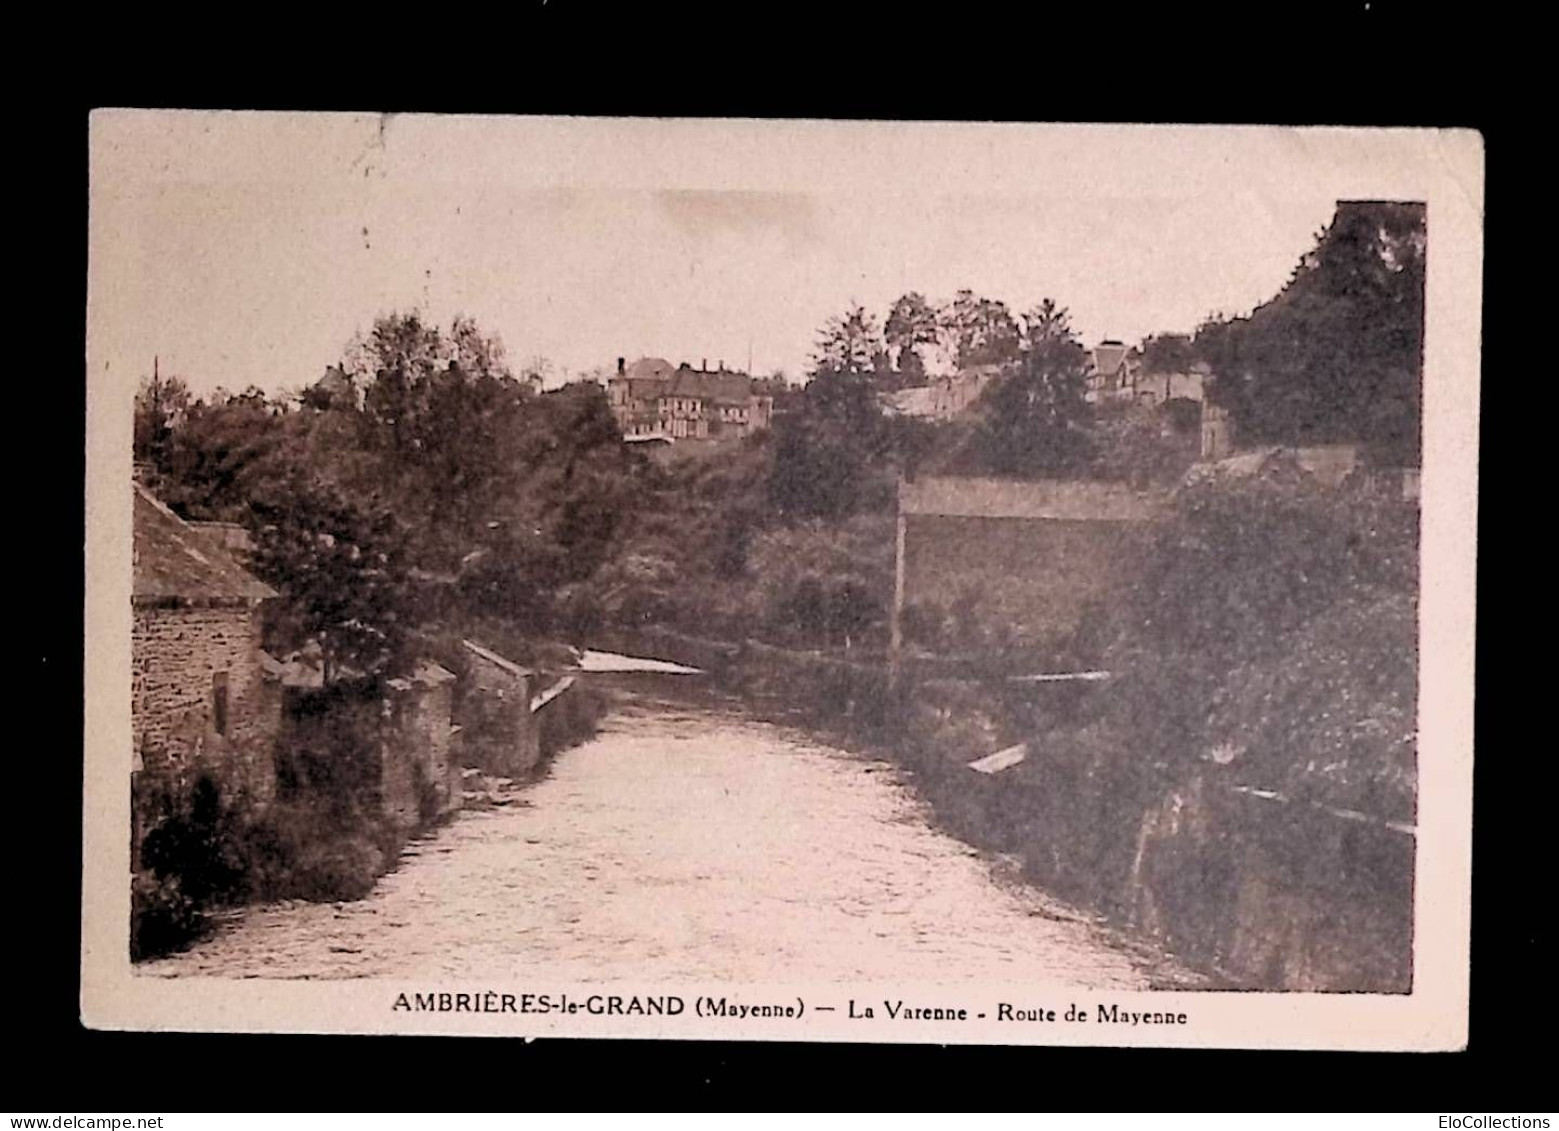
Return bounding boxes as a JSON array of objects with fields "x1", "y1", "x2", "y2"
[
  {"x1": 608, "y1": 356, "x2": 774, "y2": 442},
  {"x1": 132, "y1": 484, "x2": 282, "y2": 864},
  {"x1": 1086, "y1": 341, "x2": 1209, "y2": 408}
]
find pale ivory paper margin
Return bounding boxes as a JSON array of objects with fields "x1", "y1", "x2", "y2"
[{"x1": 81, "y1": 113, "x2": 1483, "y2": 1049}]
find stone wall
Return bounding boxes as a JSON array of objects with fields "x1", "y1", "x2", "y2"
[
  {"x1": 1120, "y1": 773, "x2": 1414, "y2": 992},
  {"x1": 902, "y1": 514, "x2": 1154, "y2": 652},
  {"x1": 383, "y1": 679, "x2": 461, "y2": 827},
  {"x1": 458, "y1": 643, "x2": 541, "y2": 779},
  {"x1": 132, "y1": 603, "x2": 280, "y2": 811}
]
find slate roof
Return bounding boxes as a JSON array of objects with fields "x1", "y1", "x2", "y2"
[
  {"x1": 1090, "y1": 342, "x2": 1132, "y2": 376},
  {"x1": 666, "y1": 369, "x2": 757, "y2": 405},
  {"x1": 883, "y1": 386, "x2": 939, "y2": 417},
  {"x1": 461, "y1": 639, "x2": 534, "y2": 677},
  {"x1": 387, "y1": 661, "x2": 458, "y2": 692},
  {"x1": 133, "y1": 485, "x2": 276, "y2": 607},
  {"x1": 625, "y1": 357, "x2": 676, "y2": 382}
]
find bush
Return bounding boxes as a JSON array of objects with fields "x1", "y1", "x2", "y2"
[
  {"x1": 234, "y1": 800, "x2": 400, "y2": 903},
  {"x1": 130, "y1": 870, "x2": 206, "y2": 960},
  {"x1": 287, "y1": 836, "x2": 386, "y2": 902},
  {"x1": 1085, "y1": 470, "x2": 1418, "y2": 808}
]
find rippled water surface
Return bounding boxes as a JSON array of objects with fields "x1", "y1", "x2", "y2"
[{"x1": 141, "y1": 682, "x2": 1176, "y2": 987}]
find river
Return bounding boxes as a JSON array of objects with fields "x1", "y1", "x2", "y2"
[{"x1": 139, "y1": 677, "x2": 1184, "y2": 988}]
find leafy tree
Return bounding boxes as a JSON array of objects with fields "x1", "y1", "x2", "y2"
[
  {"x1": 1089, "y1": 403, "x2": 1199, "y2": 487},
  {"x1": 974, "y1": 298, "x2": 1093, "y2": 477},
  {"x1": 769, "y1": 307, "x2": 895, "y2": 520},
  {"x1": 1019, "y1": 299, "x2": 1074, "y2": 355},
  {"x1": 941, "y1": 289, "x2": 1021, "y2": 370},
  {"x1": 348, "y1": 312, "x2": 447, "y2": 455},
  {"x1": 134, "y1": 372, "x2": 191, "y2": 469},
  {"x1": 141, "y1": 311, "x2": 637, "y2": 676},
  {"x1": 1140, "y1": 332, "x2": 1195, "y2": 374},
  {"x1": 884, "y1": 292, "x2": 940, "y2": 384},
  {"x1": 248, "y1": 474, "x2": 416, "y2": 683},
  {"x1": 1207, "y1": 201, "x2": 1425, "y2": 463},
  {"x1": 811, "y1": 303, "x2": 884, "y2": 377},
  {"x1": 154, "y1": 387, "x2": 292, "y2": 522}
]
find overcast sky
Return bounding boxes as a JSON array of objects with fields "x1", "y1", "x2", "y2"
[{"x1": 90, "y1": 114, "x2": 1431, "y2": 398}]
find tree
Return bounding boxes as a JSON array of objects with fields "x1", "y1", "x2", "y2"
[
  {"x1": 940, "y1": 290, "x2": 1021, "y2": 370},
  {"x1": 884, "y1": 292, "x2": 940, "y2": 384},
  {"x1": 154, "y1": 386, "x2": 291, "y2": 522},
  {"x1": 249, "y1": 475, "x2": 416, "y2": 683},
  {"x1": 521, "y1": 355, "x2": 554, "y2": 387},
  {"x1": 451, "y1": 316, "x2": 512, "y2": 379},
  {"x1": 1019, "y1": 299, "x2": 1074, "y2": 356},
  {"x1": 974, "y1": 298, "x2": 1093, "y2": 477},
  {"x1": 134, "y1": 372, "x2": 191, "y2": 470},
  {"x1": 769, "y1": 307, "x2": 894, "y2": 520},
  {"x1": 811, "y1": 303, "x2": 884, "y2": 377},
  {"x1": 350, "y1": 312, "x2": 447, "y2": 456},
  {"x1": 1140, "y1": 332, "x2": 1195, "y2": 375}
]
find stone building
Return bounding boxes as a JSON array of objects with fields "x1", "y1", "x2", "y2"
[
  {"x1": 882, "y1": 363, "x2": 1009, "y2": 422},
  {"x1": 132, "y1": 484, "x2": 282, "y2": 863},
  {"x1": 268, "y1": 653, "x2": 461, "y2": 831},
  {"x1": 383, "y1": 662, "x2": 462, "y2": 826},
  {"x1": 457, "y1": 639, "x2": 541, "y2": 779},
  {"x1": 608, "y1": 356, "x2": 677, "y2": 439},
  {"x1": 1084, "y1": 340, "x2": 1142, "y2": 404},
  {"x1": 1086, "y1": 341, "x2": 1209, "y2": 408},
  {"x1": 608, "y1": 356, "x2": 774, "y2": 442}
]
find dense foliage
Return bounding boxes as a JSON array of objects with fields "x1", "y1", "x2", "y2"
[
  {"x1": 1195, "y1": 201, "x2": 1425, "y2": 462},
  {"x1": 137, "y1": 203, "x2": 1425, "y2": 672},
  {"x1": 1072, "y1": 464, "x2": 1419, "y2": 820},
  {"x1": 135, "y1": 313, "x2": 633, "y2": 679}
]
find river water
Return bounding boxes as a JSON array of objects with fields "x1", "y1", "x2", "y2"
[{"x1": 140, "y1": 679, "x2": 1181, "y2": 988}]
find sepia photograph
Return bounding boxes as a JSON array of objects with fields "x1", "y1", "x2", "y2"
[{"x1": 82, "y1": 113, "x2": 1481, "y2": 1047}]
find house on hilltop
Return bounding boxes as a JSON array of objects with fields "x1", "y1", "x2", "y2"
[
  {"x1": 882, "y1": 362, "x2": 1010, "y2": 422},
  {"x1": 608, "y1": 356, "x2": 774, "y2": 442},
  {"x1": 1084, "y1": 341, "x2": 1143, "y2": 405},
  {"x1": 608, "y1": 357, "x2": 677, "y2": 439},
  {"x1": 930, "y1": 363, "x2": 1007, "y2": 420}
]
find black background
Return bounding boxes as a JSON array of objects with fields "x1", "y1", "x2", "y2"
[{"x1": 26, "y1": 1, "x2": 1528, "y2": 1105}]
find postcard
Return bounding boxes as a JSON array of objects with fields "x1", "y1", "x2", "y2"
[{"x1": 83, "y1": 112, "x2": 1481, "y2": 1048}]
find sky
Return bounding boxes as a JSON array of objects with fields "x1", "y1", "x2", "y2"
[{"x1": 89, "y1": 114, "x2": 1431, "y2": 398}]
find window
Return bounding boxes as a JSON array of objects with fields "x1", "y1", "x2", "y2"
[{"x1": 212, "y1": 671, "x2": 230, "y2": 736}]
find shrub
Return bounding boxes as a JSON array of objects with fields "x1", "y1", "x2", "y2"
[
  {"x1": 130, "y1": 870, "x2": 205, "y2": 960},
  {"x1": 287, "y1": 835, "x2": 386, "y2": 902},
  {"x1": 233, "y1": 800, "x2": 399, "y2": 903}
]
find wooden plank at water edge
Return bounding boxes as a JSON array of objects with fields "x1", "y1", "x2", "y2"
[
  {"x1": 529, "y1": 675, "x2": 576, "y2": 713},
  {"x1": 968, "y1": 744, "x2": 1029, "y2": 775},
  {"x1": 1008, "y1": 670, "x2": 1111, "y2": 684}
]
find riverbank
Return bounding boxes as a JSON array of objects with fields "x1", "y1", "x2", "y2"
[
  {"x1": 139, "y1": 681, "x2": 1177, "y2": 986},
  {"x1": 595, "y1": 625, "x2": 1413, "y2": 993},
  {"x1": 132, "y1": 667, "x2": 606, "y2": 961}
]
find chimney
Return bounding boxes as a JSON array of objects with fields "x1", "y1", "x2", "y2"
[
  {"x1": 718, "y1": 359, "x2": 725, "y2": 372},
  {"x1": 617, "y1": 357, "x2": 625, "y2": 376},
  {"x1": 701, "y1": 357, "x2": 708, "y2": 372}
]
